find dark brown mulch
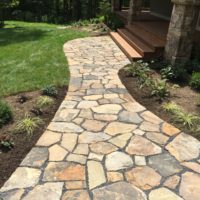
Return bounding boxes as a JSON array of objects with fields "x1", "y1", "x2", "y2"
[
  {"x1": 0, "y1": 87, "x2": 67, "y2": 188},
  {"x1": 119, "y1": 68, "x2": 200, "y2": 140}
]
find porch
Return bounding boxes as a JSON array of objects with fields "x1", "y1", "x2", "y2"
[
  {"x1": 110, "y1": 11, "x2": 170, "y2": 60},
  {"x1": 110, "y1": 0, "x2": 200, "y2": 63}
]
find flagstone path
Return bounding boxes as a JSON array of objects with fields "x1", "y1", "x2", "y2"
[{"x1": 1, "y1": 36, "x2": 200, "y2": 200}]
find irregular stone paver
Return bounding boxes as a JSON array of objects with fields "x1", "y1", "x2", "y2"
[
  {"x1": 125, "y1": 166, "x2": 161, "y2": 190},
  {"x1": 163, "y1": 175, "x2": 180, "y2": 189},
  {"x1": 87, "y1": 161, "x2": 106, "y2": 189},
  {"x1": 20, "y1": 147, "x2": 48, "y2": 167},
  {"x1": 179, "y1": 172, "x2": 200, "y2": 200},
  {"x1": 1, "y1": 36, "x2": 200, "y2": 199},
  {"x1": 65, "y1": 181, "x2": 86, "y2": 190},
  {"x1": 90, "y1": 142, "x2": 118, "y2": 155},
  {"x1": 105, "y1": 151, "x2": 133, "y2": 171},
  {"x1": 62, "y1": 190, "x2": 90, "y2": 200},
  {"x1": 126, "y1": 135, "x2": 162, "y2": 156},
  {"x1": 0, "y1": 168, "x2": 41, "y2": 192},
  {"x1": 149, "y1": 188, "x2": 183, "y2": 200},
  {"x1": 22, "y1": 182, "x2": 64, "y2": 200},
  {"x1": 43, "y1": 162, "x2": 85, "y2": 182},
  {"x1": 0, "y1": 189, "x2": 24, "y2": 200},
  {"x1": 105, "y1": 122, "x2": 137, "y2": 136},
  {"x1": 92, "y1": 182, "x2": 147, "y2": 200},
  {"x1": 148, "y1": 153, "x2": 183, "y2": 177},
  {"x1": 166, "y1": 133, "x2": 200, "y2": 162},
  {"x1": 49, "y1": 145, "x2": 68, "y2": 161},
  {"x1": 107, "y1": 172, "x2": 124, "y2": 182}
]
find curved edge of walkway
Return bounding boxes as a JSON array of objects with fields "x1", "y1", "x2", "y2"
[{"x1": 0, "y1": 36, "x2": 200, "y2": 200}]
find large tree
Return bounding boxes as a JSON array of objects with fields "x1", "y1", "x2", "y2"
[{"x1": 0, "y1": 0, "x2": 19, "y2": 27}]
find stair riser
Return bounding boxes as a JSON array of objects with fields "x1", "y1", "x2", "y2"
[
  {"x1": 110, "y1": 33, "x2": 142, "y2": 61},
  {"x1": 125, "y1": 25, "x2": 166, "y2": 50},
  {"x1": 118, "y1": 30, "x2": 155, "y2": 58}
]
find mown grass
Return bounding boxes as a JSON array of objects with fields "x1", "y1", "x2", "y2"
[{"x1": 0, "y1": 21, "x2": 88, "y2": 97}]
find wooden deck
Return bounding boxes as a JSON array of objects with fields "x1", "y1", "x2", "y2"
[{"x1": 111, "y1": 11, "x2": 170, "y2": 61}]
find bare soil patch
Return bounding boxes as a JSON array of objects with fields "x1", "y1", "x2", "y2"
[{"x1": 119, "y1": 69, "x2": 200, "y2": 139}]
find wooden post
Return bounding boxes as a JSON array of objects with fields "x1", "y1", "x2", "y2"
[
  {"x1": 111, "y1": 0, "x2": 121, "y2": 12},
  {"x1": 128, "y1": 0, "x2": 143, "y2": 25}
]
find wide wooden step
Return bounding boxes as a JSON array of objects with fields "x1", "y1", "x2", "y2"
[
  {"x1": 125, "y1": 24, "x2": 166, "y2": 49},
  {"x1": 110, "y1": 32, "x2": 142, "y2": 61},
  {"x1": 118, "y1": 29, "x2": 154, "y2": 57}
]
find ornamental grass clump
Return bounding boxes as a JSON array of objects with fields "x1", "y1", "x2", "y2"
[{"x1": 15, "y1": 114, "x2": 43, "y2": 138}]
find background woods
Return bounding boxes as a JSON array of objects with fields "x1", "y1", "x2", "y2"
[{"x1": 0, "y1": 0, "x2": 129, "y2": 25}]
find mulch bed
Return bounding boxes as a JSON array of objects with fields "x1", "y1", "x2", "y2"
[
  {"x1": 0, "y1": 87, "x2": 67, "y2": 188},
  {"x1": 119, "y1": 68, "x2": 200, "y2": 140}
]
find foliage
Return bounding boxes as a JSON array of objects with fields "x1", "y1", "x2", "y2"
[
  {"x1": 163, "y1": 101, "x2": 200, "y2": 131},
  {"x1": 99, "y1": 0, "x2": 111, "y2": 16},
  {"x1": 0, "y1": 134, "x2": 14, "y2": 150},
  {"x1": 191, "y1": 44, "x2": 200, "y2": 62},
  {"x1": 190, "y1": 72, "x2": 200, "y2": 91},
  {"x1": 160, "y1": 64, "x2": 188, "y2": 82},
  {"x1": 124, "y1": 61, "x2": 150, "y2": 77},
  {"x1": 175, "y1": 112, "x2": 200, "y2": 129},
  {"x1": 162, "y1": 102, "x2": 182, "y2": 114},
  {"x1": 15, "y1": 114, "x2": 43, "y2": 137},
  {"x1": 0, "y1": 100, "x2": 12, "y2": 128},
  {"x1": 104, "y1": 12, "x2": 124, "y2": 30},
  {"x1": 0, "y1": 21, "x2": 88, "y2": 96},
  {"x1": 186, "y1": 59, "x2": 200, "y2": 73},
  {"x1": 36, "y1": 96, "x2": 54, "y2": 109},
  {"x1": 42, "y1": 85, "x2": 58, "y2": 97},
  {"x1": 150, "y1": 79, "x2": 170, "y2": 100}
]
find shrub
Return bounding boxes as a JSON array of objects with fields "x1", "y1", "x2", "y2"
[
  {"x1": 0, "y1": 100, "x2": 12, "y2": 128},
  {"x1": 105, "y1": 13, "x2": 124, "y2": 30},
  {"x1": 0, "y1": 134, "x2": 14, "y2": 150},
  {"x1": 150, "y1": 79, "x2": 170, "y2": 100},
  {"x1": 36, "y1": 96, "x2": 54, "y2": 109},
  {"x1": 42, "y1": 85, "x2": 58, "y2": 97},
  {"x1": 175, "y1": 112, "x2": 200, "y2": 129},
  {"x1": 190, "y1": 72, "x2": 200, "y2": 91},
  {"x1": 15, "y1": 114, "x2": 43, "y2": 137},
  {"x1": 186, "y1": 59, "x2": 200, "y2": 73},
  {"x1": 160, "y1": 64, "x2": 188, "y2": 82}
]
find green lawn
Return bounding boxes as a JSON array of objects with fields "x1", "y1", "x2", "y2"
[{"x1": 0, "y1": 21, "x2": 88, "y2": 97}]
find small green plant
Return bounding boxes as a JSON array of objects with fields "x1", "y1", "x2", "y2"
[
  {"x1": 0, "y1": 134, "x2": 14, "y2": 150},
  {"x1": 42, "y1": 85, "x2": 58, "y2": 97},
  {"x1": 124, "y1": 61, "x2": 150, "y2": 77},
  {"x1": 150, "y1": 79, "x2": 170, "y2": 100},
  {"x1": 162, "y1": 101, "x2": 200, "y2": 132},
  {"x1": 0, "y1": 100, "x2": 12, "y2": 128},
  {"x1": 190, "y1": 72, "x2": 200, "y2": 91},
  {"x1": 175, "y1": 112, "x2": 200, "y2": 129},
  {"x1": 36, "y1": 96, "x2": 54, "y2": 110},
  {"x1": 160, "y1": 65, "x2": 188, "y2": 82},
  {"x1": 15, "y1": 114, "x2": 43, "y2": 137},
  {"x1": 105, "y1": 12, "x2": 124, "y2": 30},
  {"x1": 162, "y1": 102, "x2": 182, "y2": 114}
]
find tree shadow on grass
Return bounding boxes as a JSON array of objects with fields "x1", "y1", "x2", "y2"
[{"x1": 0, "y1": 26, "x2": 47, "y2": 46}]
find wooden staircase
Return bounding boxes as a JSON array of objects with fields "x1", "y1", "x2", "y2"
[{"x1": 110, "y1": 22, "x2": 167, "y2": 61}]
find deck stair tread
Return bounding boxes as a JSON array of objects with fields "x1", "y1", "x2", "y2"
[
  {"x1": 110, "y1": 32, "x2": 142, "y2": 60},
  {"x1": 117, "y1": 28, "x2": 154, "y2": 57},
  {"x1": 131, "y1": 22, "x2": 168, "y2": 41},
  {"x1": 125, "y1": 24, "x2": 166, "y2": 48}
]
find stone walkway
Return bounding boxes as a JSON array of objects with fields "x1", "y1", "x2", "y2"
[{"x1": 1, "y1": 36, "x2": 200, "y2": 200}]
